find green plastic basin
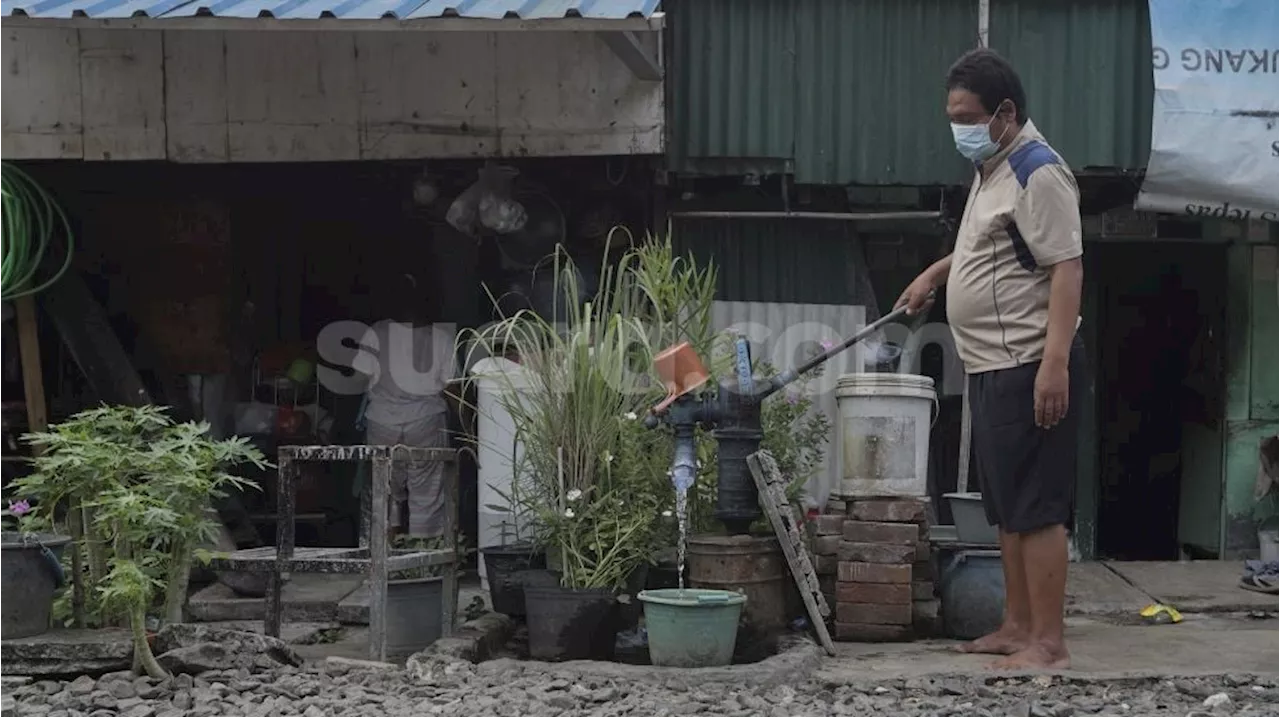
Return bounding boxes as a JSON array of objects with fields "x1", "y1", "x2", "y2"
[{"x1": 637, "y1": 588, "x2": 747, "y2": 668}]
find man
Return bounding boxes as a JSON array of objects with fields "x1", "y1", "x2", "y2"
[
  {"x1": 898, "y1": 48, "x2": 1086, "y2": 670},
  {"x1": 354, "y1": 274, "x2": 456, "y2": 539}
]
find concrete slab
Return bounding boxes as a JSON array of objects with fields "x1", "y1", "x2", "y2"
[
  {"x1": 1107, "y1": 561, "x2": 1279, "y2": 614},
  {"x1": 1066, "y1": 562, "x2": 1153, "y2": 617},
  {"x1": 815, "y1": 615, "x2": 1279, "y2": 682},
  {"x1": 186, "y1": 574, "x2": 364, "y2": 623},
  {"x1": 0, "y1": 628, "x2": 133, "y2": 677}
]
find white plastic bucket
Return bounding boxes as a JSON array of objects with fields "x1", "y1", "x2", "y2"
[
  {"x1": 834, "y1": 372, "x2": 937, "y2": 498},
  {"x1": 470, "y1": 357, "x2": 534, "y2": 591}
]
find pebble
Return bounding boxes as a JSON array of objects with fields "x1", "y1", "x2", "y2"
[{"x1": 7, "y1": 663, "x2": 1276, "y2": 717}]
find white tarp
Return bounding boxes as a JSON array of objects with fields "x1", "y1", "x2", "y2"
[{"x1": 1136, "y1": 0, "x2": 1279, "y2": 222}]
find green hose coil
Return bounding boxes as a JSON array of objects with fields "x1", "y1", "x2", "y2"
[{"x1": 2, "y1": 163, "x2": 75, "y2": 301}]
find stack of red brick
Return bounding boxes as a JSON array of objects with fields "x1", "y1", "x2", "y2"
[{"x1": 812, "y1": 496, "x2": 939, "y2": 642}]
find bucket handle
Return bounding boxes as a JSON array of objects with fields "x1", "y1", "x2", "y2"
[
  {"x1": 939, "y1": 551, "x2": 964, "y2": 587},
  {"x1": 695, "y1": 593, "x2": 731, "y2": 604},
  {"x1": 929, "y1": 394, "x2": 940, "y2": 429}
]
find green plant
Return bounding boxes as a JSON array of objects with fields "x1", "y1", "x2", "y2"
[
  {"x1": 462, "y1": 245, "x2": 662, "y2": 589},
  {"x1": 13, "y1": 405, "x2": 266, "y2": 678}
]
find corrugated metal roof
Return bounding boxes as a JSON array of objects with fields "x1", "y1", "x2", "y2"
[
  {"x1": 792, "y1": 0, "x2": 977, "y2": 185},
  {"x1": 671, "y1": 217, "x2": 881, "y2": 307},
  {"x1": 1, "y1": 0, "x2": 658, "y2": 20},
  {"x1": 668, "y1": 0, "x2": 1154, "y2": 184},
  {"x1": 665, "y1": 0, "x2": 796, "y2": 169},
  {"x1": 667, "y1": 0, "x2": 976, "y2": 186},
  {"x1": 989, "y1": 0, "x2": 1153, "y2": 172}
]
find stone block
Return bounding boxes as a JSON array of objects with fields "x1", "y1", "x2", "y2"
[
  {"x1": 825, "y1": 498, "x2": 850, "y2": 515},
  {"x1": 836, "y1": 582, "x2": 911, "y2": 605},
  {"x1": 815, "y1": 514, "x2": 845, "y2": 536},
  {"x1": 842, "y1": 521, "x2": 919, "y2": 545},
  {"x1": 848, "y1": 499, "x2": 926, "y2": 524},
  {"x1": 812, "y1": 535, "x2": 841, "y2": 556},
  {"x1": 912, "y1": 580, "x2": 935, "y2": 601},
  {"x1": 839, "y1": 541, "x2": 916, "y2": 564},
  {"x1": 913, "y1": 559, "x2": 937, "y2": 584},
  {"x1": 834, "y1": 622, "x2": 913, "y2": 642},
  {"x1": 916, "y1": 541, "x2": 931, "y2": 561},
  {"x1": 813, "y1": 554, "x2": 839, "y2": 574},
  {"x1": 837, "y1": 561, "x2": 912, "y2": 584},
  {"x1": 835, "y1": 602, "x2": 913, "y2": 626},
  {"x1": 819, "y1": 574, "x2": 836, "y2": 595}
]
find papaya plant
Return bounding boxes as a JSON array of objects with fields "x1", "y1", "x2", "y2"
[{"x1": 14, "y1": 405, "x2": 266, "y2": 677}]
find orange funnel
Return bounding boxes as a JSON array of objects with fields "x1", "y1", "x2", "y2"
[{"x1": 652, "y1": 342, "x2": 710, "y2": 413}]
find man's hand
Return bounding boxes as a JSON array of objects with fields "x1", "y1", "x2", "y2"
[
  {"x1": 1034, "y1": 359, "x2": 1070, "y2": 428},
  {"x1": 895, "y1": 275, "x2": 937, "y2": 316}
]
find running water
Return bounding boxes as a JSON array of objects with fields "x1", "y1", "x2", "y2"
[
  {"x1": 674, "y1": 486, "x2": 690, "y2": 591},
  {"x1": 668, "y1": 434, "x2": 698, "y2": 593}
]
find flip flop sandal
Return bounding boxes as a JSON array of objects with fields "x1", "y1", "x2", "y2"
[{"x1": 1239, "y1": 573, "x2": 1278, "y2": 594}]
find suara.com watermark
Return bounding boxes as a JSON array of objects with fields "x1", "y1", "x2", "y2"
[{"x1": 313, "y1": 319, "x2": 966, "y2": 400}]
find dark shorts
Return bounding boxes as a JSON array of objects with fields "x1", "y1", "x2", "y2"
[{"x1": 969, "y1": 336, "x2": 1087, "y2": 535}]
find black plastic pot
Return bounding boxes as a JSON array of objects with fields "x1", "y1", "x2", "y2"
[
  {"x1": 524, "y1": 582, "x2": 618, "y2": 661},
  {"x1": 616, "y1": 563, "x2": 649, "y2": 630},
  {"x1": 482, "y1": 543, "x2": 547, "y2": 617},
  {"x1": 1, "y1": 532, "x2": 72, "y2": 639}
]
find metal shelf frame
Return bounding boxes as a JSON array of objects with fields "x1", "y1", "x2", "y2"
[{"x1": 207, "y1": 444, "x2": 459, "y2": 661}]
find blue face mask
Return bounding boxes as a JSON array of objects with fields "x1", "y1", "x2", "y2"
[
  {"x1": 951, "y1": 121, "x2": 999, "y2": 162},
  {"x1": 950, "y1": 103, "x2": 1012, "y2": 162}
]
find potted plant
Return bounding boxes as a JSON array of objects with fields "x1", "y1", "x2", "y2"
[
  {"x1": 464, "y1": 242, "x2": 670, "y2": 660},
  {"x1": 478, "y1": 518, "x2": 547, "y2": 618},
  {"x1": 1, "y1": 498, "x2": 72, "y2": 639},
  {"x1": 12, "y1": 405, "x2": 265, "y2": 677}
]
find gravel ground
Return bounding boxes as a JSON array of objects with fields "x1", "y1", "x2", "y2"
[{"x1": 8, "y1": 660, "x2": 1277, "y2": 717}]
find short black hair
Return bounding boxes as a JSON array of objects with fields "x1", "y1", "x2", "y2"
[{"x1": 946, "y1": 48, "x2": 1027, "y2": 124}]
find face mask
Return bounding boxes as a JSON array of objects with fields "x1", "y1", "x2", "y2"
[
  {"x1": 951, "y1": 121, "x2": 999, "y2": 162},
  {"x1": 950, "y1": 103, "x2": 1011, "y2": 162}
]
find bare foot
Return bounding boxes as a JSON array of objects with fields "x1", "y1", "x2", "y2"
[
  {"x1": 957, "y1": 626, "x2": 1029, "y2": 655},
  {"x1": 987, "y1": 643, "x2": 1070, "y2": 671}
]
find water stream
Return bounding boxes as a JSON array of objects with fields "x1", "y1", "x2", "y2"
[{"x1": 674, "y1": 486, "x2": 690, "y2": 592}]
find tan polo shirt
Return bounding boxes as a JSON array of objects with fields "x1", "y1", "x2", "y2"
[{"x1": 946, "y1": 120, "x2": 1083, "y2": 375}]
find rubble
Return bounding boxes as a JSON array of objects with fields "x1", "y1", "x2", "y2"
[{"x1": 6, "y1": 660, "x2": 1276, "y2": 717}]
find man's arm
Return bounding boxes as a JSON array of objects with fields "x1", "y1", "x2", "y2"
[
  {"x1": 922, "y1": 254, "x2": 953, "y2": 287},
  {"x1": 1014, "y1": 162, "x2": 1084, "y2": 427},
  {"x1": 896, "y1": 254, "x2": 952, "y2": 313},
  {"x1": 1043, "y1": 258, "x2": 1083, "y2": 368}
]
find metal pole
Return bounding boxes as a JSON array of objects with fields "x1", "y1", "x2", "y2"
[{"x1": 668, "y1": 210, "x2": 942, "y2": 222}]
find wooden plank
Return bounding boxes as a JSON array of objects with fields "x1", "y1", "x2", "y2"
[
  {"x1": 440, "y1": 455, "x2": 459, "y2": 637},
  {"x1": 224, "y1": 31, "x2": 359, "y2": 162},
  {"x1": 78, "y1": 29, "x2": 166, "y2": 160},
  {"x1": 15, "y1": 296, "x2": 48, "y2": 437},
  {"x1": 1, "y1": 27, "x2": 83, "y2": 159},
  {"x1": 493, "y1": 30, "x2": 662, "y2": 156},
  {"x1": 355, "y1": 32, "x2": 499, "y2": 160},
  {"x1": 957, "y1": 381, "x2": 971, "y2": 492},
  {"x1": 163, "y1": 30, "x2": 229, "y2": 162},
  {"x1": 265, "y1": 456, "x2": 297, "y2": 638},
  {"x1": 596, "y1": 31, "x2": 662, "y2": 81},
  {"x1": 747, "y1": 451, "x2": 837, "y2": 657},
  {"x1": 369, "y1": 456, "x2": 390, "y2": 661}
]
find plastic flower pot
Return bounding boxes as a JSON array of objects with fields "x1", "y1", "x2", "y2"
[
  {"x1": 523, "y1": 581, "x2": 618, "y2": 661},
  {"x1": 481, "y1": 543, "x2": 546, "y2": 617},
  {"x1": 638, "y1": 588, "x2": 747, "y2": 668},
  {"x1": 1, "y1": 532, "x2": 72, "y2": 639}
]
